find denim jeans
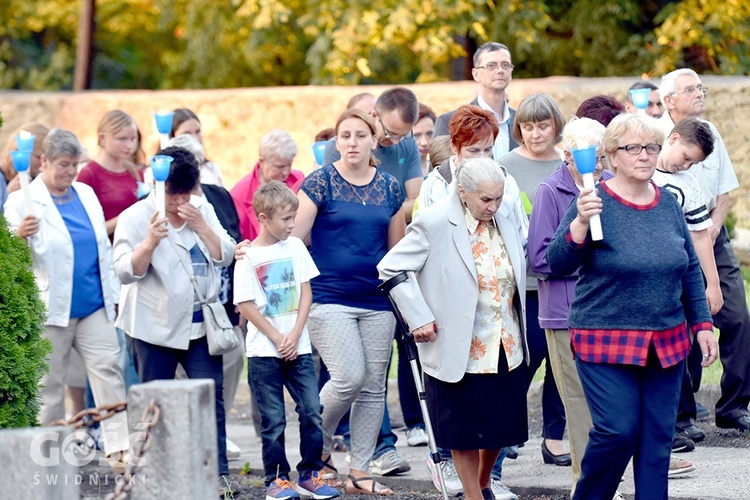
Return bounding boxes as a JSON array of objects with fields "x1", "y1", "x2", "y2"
[
  {"x1": 129, "y1": 335, "x2": 228, "y2": 475},
  {"x1": 248, "y1": 354, "x2": 325, "y2": 485}
]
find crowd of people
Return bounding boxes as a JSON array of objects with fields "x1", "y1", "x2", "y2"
[{"x1": 2, "y1": 40, "x2": 749, "y2": 500}]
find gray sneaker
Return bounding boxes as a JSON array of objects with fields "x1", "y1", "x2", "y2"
[
  {"x1": 371, "y1": 449, "x2": 411, "y2": 476},
  {"x1": 490, "y1": 478, "x2": 518, "y2": 500},
  {"x1": 406, "y1": 427, "x2": 429, "y2": 447},
  {"x1": 425, "y1": 457, "x2": 463, "y2": 497}
]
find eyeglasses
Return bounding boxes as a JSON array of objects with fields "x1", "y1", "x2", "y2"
[
  {"x1": 617, "y1": 144, "x2": 662, "y2": 156},
  {"x1": 378, "y1": 117, "x2": 413, "y2": 142},
  {"x1": 475, "y1": 62, "x2": 514, "y2": 72},
  {"x1": 476, "y1": 62, "x2": 513, "y2": 71},
  {"x1": 672, "y1": 85, "x2": 708, "y2": 97}
]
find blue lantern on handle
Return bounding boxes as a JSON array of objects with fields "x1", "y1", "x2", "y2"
[
  {"x1": 570, "y1": 145, "x2": 603, "y2": 241},
  {"x1": 14, "y1": 133, "x2": 36, "y2": 153},
  {"x1": 150, "y1": 155, "x2": 174, "y2": 182},
  {"x1": 10, "y1": 150, "x2": 31, "y2": 173},
  {"x1": 629, "y1": 88, "x2": 650, "y2": 114}
]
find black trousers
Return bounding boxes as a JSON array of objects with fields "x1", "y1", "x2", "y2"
[{"x1": 712, "y1": 226, "x2": 750, "y2": 419}]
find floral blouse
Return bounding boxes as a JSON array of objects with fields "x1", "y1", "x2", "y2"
[{"x1": 464, "y1": 210, "x2": 523, "y2": 374}]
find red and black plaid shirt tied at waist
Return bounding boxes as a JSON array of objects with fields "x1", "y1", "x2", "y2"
[{"x1": 570, "y1": 321, "x2": 713, "y2": 368}]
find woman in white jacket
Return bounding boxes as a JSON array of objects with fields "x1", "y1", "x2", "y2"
[
  {"x1": 4, "y1": 129, "x2": 129, "y2": 470},
  {"x1": 112, "y1": 146, "x2": 235, "y2": 485}
]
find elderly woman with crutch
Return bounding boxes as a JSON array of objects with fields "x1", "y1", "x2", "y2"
[{"x1": 378, "y1": 157, "x2": 528, "y2": 500}]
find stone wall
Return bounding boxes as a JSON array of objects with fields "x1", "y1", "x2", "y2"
[{"x1": 1, "y1": 76, "x2": 748, "y2": 225}]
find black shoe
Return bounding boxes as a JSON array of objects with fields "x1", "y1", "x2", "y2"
[
  {"x1": 541, "y1": 440, "x2": 572, "y2": 466},
  {"x1": 505, "y1": 445, "x2": 519, "y2": 459},
  {"x1": 481, "y1": 487, "x2": 495, "y2": 500},
  {"x1": 695, "y1": 402, "x2": 711, "y2": 421},
  {"x1": 672, "y1": 429, "x2": 695, "y2": 452},
  {"x1": 677, "y1": 423, "x2": 705, "y2": 443},
  {"x1": 715, "y1": 414, "x2": 750, "y2": 432}
]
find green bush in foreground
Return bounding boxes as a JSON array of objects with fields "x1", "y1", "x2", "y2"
[{"x1": 0, "y1": 214, "x2": 51, "y2": 428}]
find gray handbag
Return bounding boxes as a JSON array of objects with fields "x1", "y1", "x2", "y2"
[{"x1": 168, "y1": 234, "x2": 240, "y2": 356}]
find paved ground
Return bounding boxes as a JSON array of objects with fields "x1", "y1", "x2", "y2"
[{"x1": 219, "y1": 381, "x2": 749, "y2": 500}]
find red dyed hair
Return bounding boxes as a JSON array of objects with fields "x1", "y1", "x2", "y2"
[{"x1": 447, "y1": 105, "x2": 498, "y2": 151}]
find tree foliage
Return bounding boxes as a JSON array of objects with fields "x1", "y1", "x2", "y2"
[
  {"x1": 0, "y1": 0, "x2": 747, "y2": 90},
  {"x1": 0, "y1": 213, "x2": 51, "y2": 428}
]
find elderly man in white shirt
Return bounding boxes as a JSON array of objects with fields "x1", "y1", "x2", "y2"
[{"x1": 658, "y1": 68, "x2": 750, "y2": 433}]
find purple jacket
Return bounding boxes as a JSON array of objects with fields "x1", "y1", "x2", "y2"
[{"x1": 527, "y1": 163, "x2": 613, "y2": 329}]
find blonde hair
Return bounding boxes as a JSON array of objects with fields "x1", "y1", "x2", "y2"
[
  {"x1": 252, "y1": 180, "x2": 299, "y2": 219},
  {"x1": 97, "y1": 109, "x2": 145, "y2": 177},
  {"x1": 603, "y1": 113, "x2": 665, "y2": 156},
  {"x1": 0, "y1": 123, "x2": 49, "y2": 181}
]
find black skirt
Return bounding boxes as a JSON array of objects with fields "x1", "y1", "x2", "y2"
[{"x1": 424, "y1": 353, "x2": 528, "y2": 450}]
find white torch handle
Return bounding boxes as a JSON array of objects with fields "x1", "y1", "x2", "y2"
[
  {"x1": 159, "y1": 133, "x2": 170, "y2": 150},
  {"x1": 583, "y1": 173, "x2": 603, "y2": 241},
  {"x1": 19, "y1": 171, "x2": 34, "y2": 216},
  {"x1": 156, "y1": 181, "x2": 165, "y2": 219}
]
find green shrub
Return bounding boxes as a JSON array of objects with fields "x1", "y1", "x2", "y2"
[{"x1": 0, "y1": 214, "x2": 51, "y2": 428}]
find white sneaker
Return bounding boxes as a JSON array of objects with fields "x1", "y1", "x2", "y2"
[
  {"x1": 406, "y1": 427, "x2": 429, "y2": 447},
  {"x1": 425, "y1": 457, "x2": 463, "y2": 497},
  {"x1": 490, "y1": 478, "x2": 518, "y2": 500},
  {"x1": 371, "y1": 449, "x2": 410, "y2": 475},
  {"x1": 668, "y1": 455, "x2": 696, "y2": 477},
  {"x1": 225, "y1": 438, "x2": 241, "y2": 459}
]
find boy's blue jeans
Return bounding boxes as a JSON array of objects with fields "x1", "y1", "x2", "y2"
[{"x1": 248, "y1": 354, "x2": 325, "y2": 485}]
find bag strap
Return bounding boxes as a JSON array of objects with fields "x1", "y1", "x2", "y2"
[{"x1": 166, "y1": 232, "x2": 208, "y2": 306}]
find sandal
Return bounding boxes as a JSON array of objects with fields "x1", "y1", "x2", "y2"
[
  {"x1": 320, "y1": 455, "x2": 343, "y2": 489},
  {"x1": 345, "y1": 474, "x2": 393, "y2": 495}
]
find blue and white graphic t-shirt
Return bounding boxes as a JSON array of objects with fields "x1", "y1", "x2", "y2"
[{"x1": 233, "y1": 237, "x2": 320, "y2": 358}]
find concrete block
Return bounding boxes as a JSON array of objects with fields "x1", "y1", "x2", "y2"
[
  {"x1": 127, "y1": 379, "x2": 217, "y2": 500},
  {"x1": 0, "y1": 425, "x2": 80, "y2": 500}
]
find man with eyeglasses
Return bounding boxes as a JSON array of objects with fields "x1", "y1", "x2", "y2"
[
  {"x1": 434, "y1": 42, "x2": 518, "y2": 161},
  {"x1": 624, "y1": 81, "x2": 664, "y2": 118},
  {"x1": 658, "y1": 68, "x2": 750, "y2": 434},
  {"x1": 324, "y1": 87, "x2": 423, "y2": 223}
]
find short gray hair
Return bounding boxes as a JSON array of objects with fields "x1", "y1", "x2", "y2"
[
  {"x1": 456, "y1": 157, "x2": 506, "y2": 193},
  {"x1": 168, "y1": 134, "x2": 205, "y2": 164},
  {"x1": 562, "y1": 117, "x2": 605, "y2": 151},
  {"x1": 259, "y1": 129, "x2": 298, "y2": 161},
  {"x1": 42, "y1": 129, "x2": 83, "y2": 162},
  {"x1": 658, "y1": 69, "x2": 700, "y2": 105},
  {"x1": 473, "y1": 42, "x2": 511, "y2": 67}
]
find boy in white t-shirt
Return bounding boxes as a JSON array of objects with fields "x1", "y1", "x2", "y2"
[
  {"x1": 654, "y1": 117, "x2": 722, "y2": 314},
  {"x1": 234, "y1": 181, "x2": 339, "y2": 500}
]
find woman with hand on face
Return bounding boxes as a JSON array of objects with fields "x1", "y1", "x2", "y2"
[
  {"x1": 170, "y1": 108, "x2": 224, "y2": 187},
  {"x1": 546, "y1": 113, "x2": 718, "y2": 500},
  {"x1": 413, "y1": 103, "x2": 436, "y2": 178},
  {"x1": 378, "y1": 157, "x2": 528, "y2": 500},
  {"x1": 4, "y1": 129, "x2": 130, "y2": 472},
  {"x1": 77, "y1": 110, "x2": 146, "y2": 238},
  {"x1": 497, "y1": 93, "x2": 569, "y2": 465},
  {"x1": 113, "y1": 146, "x2": 236, "y2": 492},
  {"x1": 293, "y1": 108, "x2": 406, "y2": 496}
]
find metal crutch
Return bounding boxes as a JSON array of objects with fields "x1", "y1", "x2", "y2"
[{"x1": 379, "y1": 272, "x2": 450, "y2": 500}]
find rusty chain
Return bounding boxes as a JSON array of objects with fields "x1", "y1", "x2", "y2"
[
  {"x1": 105, "y1": 399, "x2": 161, "y2": 500},
  {"x1": 48, "y1": 400, "x2": 128, "y2": 429},
  {"x1": 47, "y1": 399, "x2": 160, "y2": 500}
]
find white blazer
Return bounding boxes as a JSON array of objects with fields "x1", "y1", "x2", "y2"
[
  {"x1": 4, "y1": 177, "x2": 117, "y2": 327},
  {"x1": 113, "y1": 192, "x2": 235, "y2": 350},
  {"x1": 378, "y1": 191, "x2": 528, "y2": 383}
]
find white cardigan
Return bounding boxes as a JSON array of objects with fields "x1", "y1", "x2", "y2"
[
  {"x1": 113, "y1": 192, "x2": 235, "y2": 349},
  {"x1": 4, "y1": 177, "x2": 117, "y2": 327},
  {"x1": 378, "y1": 191, "x2": 528, "y2": 383}
]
